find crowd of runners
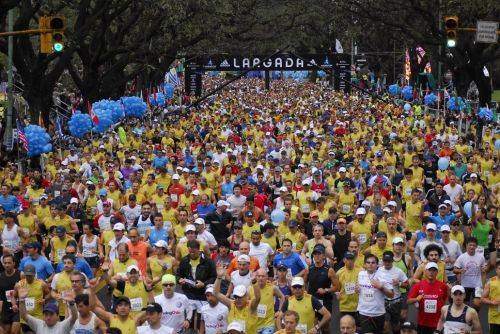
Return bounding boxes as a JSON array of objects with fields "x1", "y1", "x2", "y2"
[{"x1": 0, "y1": 77, "x2": 498, "y2": 334}]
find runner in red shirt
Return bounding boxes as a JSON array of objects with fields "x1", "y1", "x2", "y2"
[{"x1": 407, "y1": 262, "x2": 449, "y2": 334}]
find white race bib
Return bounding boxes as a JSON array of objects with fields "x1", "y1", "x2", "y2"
[
  {"x1": 157, "y1": 204, "x2": 164, "y2": 211},
  {"x1": 477, "y1": 246, "x2": 484, "y2": 254},
  {"x1": 297, "y1": 323, "x2": 308, "y2": 334},
  {"x1": 25, "y1": 297, "x2": 35, "y2": 311},
  {"x1": 170, "y1": 194, "x2": 178, "y2": 202},
  {"x1": 424, "y1": 299, "x2": 437, "y2": 313},
  {"x1": 362, "y1": 289, "x2": 374, "y2": 301},
  {"x1": 130, "y1": 297, "x2": 143, "y2": 312},
  {"x1": 82, "y1": 248, "x2": 93, "y2": 257},
  {"x1": 56, "y1": 249, "x2": 65, "y2": 260},
  {"x1": 5, "y1": 290, "x2": 13, "y2": 301},
  {"x1": 405, "y1": 188, "x2": 412, "y2": 196},
  {"x1": 236, "y1": 320, "x2": 246, "y2": 332},
  {"x1": 256, "y1": 304, "x2": 267, "y2": 318},
  {"x1": 342, "y1": 204, "x2": 350, "y2": 214},
  {"x1": 301, "y1": 204, "x2": 310, "y2": 212},
  {"x1": 22, "y1": 228, "x2": 30, "y2": 236},
  {"x1": 344, "y1": 282, "x2": 356, "y2": 295},
  {"x1": 358, "y1": 233, "x2": 367, "y2": 244}
]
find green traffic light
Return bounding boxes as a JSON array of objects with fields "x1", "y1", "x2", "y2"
[
  {"x1": 53, "y1": 43, "x2": 64, "y2": 52},
  {"x1": 446, "y1": 39, "x2": 456, "y2": 48}
]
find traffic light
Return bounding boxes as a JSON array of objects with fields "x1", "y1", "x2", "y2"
[
  {"x1": 444, "y1": 16, "x2": 458, "y2": 47},
  {"x1": 39, "y1": 16, "x2": 52, "y2": 54},
  {"x1": 49, "y1": 16, "x2": 65, "y2": 52}
]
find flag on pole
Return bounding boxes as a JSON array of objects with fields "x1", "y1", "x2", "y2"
[
  {"x1": 404, "y1": 48, "x2": 411, "y2": 84},
  {"x1": 16, "y1": 119, "x2": 29, "y2": 151},
  {"x1": 55, "y1": 115, "x2": 63, "y2": 137},
  {"x1": 87, "y1": 101, "x2": 99, "y2": 125},
  {"x1": 164, "y1": 67, "x2": 181, "y2": 86},
  {"x1": 335, "y1": 39, "x2": 344, "y2": 53}
]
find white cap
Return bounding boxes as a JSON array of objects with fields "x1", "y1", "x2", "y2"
[
  {"x1": 217, "y1": 200, "x2": 230, "y2": 207},
  {"x1": 70, "y1": 197, "x2": 79, "y2": 204},
  {"x1": 192, "y1": 189, "x2": 200, "y2": 196},
  {"x1": 383, "y1": 207, "x2": 392, "y2": 213},
  {"x1": 440, "y1": 225, "x2": 451, "y2": 232},
  {"x1": 182, "y1": 168, "x2": 190, "y2": 173},
  {"x1": 227, "y1": 321, "x2": 245, "y2": 332},
  {"x1": 339, "y1": 167, "x2": 347, "y2": 172},
  {"x1": 130, "y1": 156, "x2": 137, "y2": 160},
  {"x1": 298, "y1": 163, "x2": 305, "y2": 168},
  {"x1": 232, "y1": 285, "x2": 247, "y2": 297},
  {"x1": 194, "y1": 218, "x2": 205, "y2": 225},
  {"x1": 176, "y1": 166, "x2": 183, "y2": 170},
  {"x1": 291, "y1": 277, "x2": 305, "y2": 286},
  {"x1": 237, "y1": 254, "x2": 250, "y2": 263},
  {"x1": 279, "y1": 186, "x2": 288, "y2": 192},
  {"x1": 185, "y1": 225, "x2": 196, "y2": 233},
  {"x1": 361, "y1": 200, "x2": 372, "y2": 207},
  {"x1": 126, "y1": 265, "x2": 139, "y2": 273},
  {"x1": 113, "y1": 223, "x2": 125, "y2": 231},
  {"x1": 443, "y1": 200, "x2": 452, "y2": 205},
  {"x1": 470, "y1": 173, "x2": 478, "y2": 178},
  {"x1": 392, "y1": 237, "x2": 405, "y2": 244},
  {"x1": 451, "y1": 285, "x2": 465, "y2": 294},
  {"x1": 154, "y1": 240, "x2": 168, "y2": 248},
  {"x1": 172, "y1": 174, "x2": 180, "y2": 180},
  {"x1": 302, "y1": 179, "x2": 311, "y2": 186},
  {"x1": 256, "y1": 164, "x2": 264, "y2": 170},
  {"x1": 439, "y1": 204, "x2": 447, "y2": 209},
  {"x1": 205, "y1": 285, "x2": 214, "y2": 295},
  {"x1": 247, "y1": 149, "x2": 253, "y2": 154},
  {"x1": 425, "y1": 262, "x2": 438, "y2": 270},
  {"x1": 426, "y1": 223, "x2": 437, "y2": 231},
  {"x1": 387, "y1": 201, "x2": 397, "y2": 207},
  {"x1": 356, "y1": 207, "x2": 366, "y2": 215}
]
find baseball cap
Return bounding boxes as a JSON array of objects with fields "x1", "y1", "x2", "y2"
[
  {"x1": 217, "y1": 200, "x2": 230, "y2": 207},
  {"x1": 401, "y1": 321, "x2": 417, "y2": 330},
  {"x1": 382, "y1": 251, "x2": 394, "y2": 262},
  {"x1": 451, "y1": 285, "x2": 466, "y2": 294},
  {"x1": 361, "y1": 200, "x2": 371, "y2": 207},
  {"x1": 426, "y1": 223, "x2": 437, "y2": 231},
  {"x1": 115, "y1": 296, "x2": 131, "y2": 305},
  {"x1": 344, "y1": 252, "x2": 355, "y2": 260},
  {"x1": 227, "y1": 321, "x2": 245, "y2": 332},
  {"x1": 144, "y1": 303, "x2": 163, "y2": 313},
  {"x1": 245, "y1": 211, "x2": 254, "y2": 217},
  {"x1": 339, "y1": 167, "x2": 347, "y2": 172},
  {"x1": 172, "y1": 173, "x2": 180, "y2": 180},
  {"x1": 182, "y1": 168, "x2": 190, "y2": 173},
  {"x1": 312, "y1": 244, "x2": 326, "y2": 255},
  {"x1": 113, "y1": 223, "x2": 125, "y2": 231},
  {"x1": 470, "y1": 173, "x2": 478, "y2": 178},
  {"x1": 356, "y1": 207, "x2": 366, "y2": 215},
  {"x1": 237, "y1": 254, "x2": 250, "y2": 263},
  {"x1": 194, "y1": 217, "x2": 205, "y2": 225},
  {"x1": 56, "y1": 226, "x2": 66, "y2": 234},
  {"x1": 126, "y1": 265, "x2": 140, "y2": 273},
  {"x1": 154, "y1": 240, "x2": 168, "y2": 248},
  {"x1": 387, "y1": 201, "x2": 397, "y2": 207},
  {"x1": 70, "y1": 197, "x2": 79, "y2": 204},
  {"x1": 376, "y1": 231, "x2": 387, "y2": 238},
  {"x1": 185, "y1": 225, "x2": 196, "y2": 233},
  {"x1": 383, "y1": 207, "x2": 392, "y2": 213},
  {"x1": 205, "y1": 285, "x2": 214, "y2": 295},
  {"x1": 161, "y1": 274, "x2": 176, "y2": 285},
  {"x1": 291, "y1": 277, "x2": 305, "y2": 287},
  {"x1": 439, "y1": 204, "x2": 447, "y2": 209},
  {"x1": 98, "y1": 189, "x2": 107, "y2": 196},
  {"x1": 288, "y1": 220, "x2": 298, "y2": 228},
  {"x1": 192, "y1": 189, "x2": 200, "y2": 196},
  {"x1": 233, "y1": 285, "x2": 247, "y2": 298},
  {"x1": 310, "y1": 211, "x2": 319, "y2": 218},
  {"x1": 440, "y1": 225, "x2": 451, "y2": 232},
  {"x1": 276, "y1": 263, "x2": 288, "y2": 270},
  {"x1": 279, "y1": 186, "x2": 288, "y2": 192},
  {"x1": 425, "y1": 262, "x2": 438, "y2": 270},
  {"x1": 443, "y1": 200, "x2": 452, "y2": 205},
  {"x1": 302, "y1": 179, "x2": 311, "y2": 186},
  {"x1": 23, "y1": 264, "x2": 36, "y2": 276},
  {"x1": 43, "y1": 303, "x2": 59, "y2": 314},
  {"x1": 392, "y1": 237, "x2": 405, "y2": 244}
]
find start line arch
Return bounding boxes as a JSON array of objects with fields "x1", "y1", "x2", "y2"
[{"x1": 184, "y1": 53, "x2": 351, "y2": 96}]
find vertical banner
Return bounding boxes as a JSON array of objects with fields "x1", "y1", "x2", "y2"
[
  {"x1": 334, "y1": 54, "x2": 351, "y2": 94},
  {"x1": 404, "y1": 48, "x2": 411, "y2": 84}
]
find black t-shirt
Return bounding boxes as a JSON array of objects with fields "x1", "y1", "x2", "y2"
[
  {"x1": 205, "y1": 211, "x2": 233, "y2": 241},
  {"x1": 0, "y1": 270, "x2": 21, "y2": 313}
]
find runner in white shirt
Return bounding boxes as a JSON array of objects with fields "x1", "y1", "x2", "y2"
[
  {"x1": 228, "y1": 254, "x2": 253, "y2": 296},
  {"x1": 356, "y1": 254, "x2": 394, "y2": 334},
  {"x1": 154, "y1": 274, "x2": 192, "y2": 332},
  {"x1": 107, "y1": 223, "x2": 130, "y2": 262},
  {"x1": 249, "y1": 231, "x2": 274, "y2": 270},
  {"x1": 200, "y1": 285, "x2": 229, "y2": 334},
  {"x1": 137, "y1": 302, "x2": 175, "y2": 334},
  {"x1": 443, "y1": 175, "x2": 464, "y2": 212},
  {"x1": 194, "y1": 218, "x2": 218, "y2": 249},
  {"x1": 453, "y1": 237, "x2": 487, "y2": 305},
  {"x1": 226, "y1": 185, "x2": 246, "y2": 218},
  {"x1": 120, "y1": 195, "x2": 142, "y2": 229},
  {"x1": 439, "y1": 225, "x2": 462, "y2": 282}
]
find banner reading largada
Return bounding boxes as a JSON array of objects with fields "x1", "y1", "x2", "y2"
[{"x1": 186, "y1": 54, "x2": 346, "y2": 71}]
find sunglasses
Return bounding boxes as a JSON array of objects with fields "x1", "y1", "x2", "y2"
[
  {"x1": 163, "y1": 283, "x2": 175, "y2": 287},
  {"x1": 278, "y1": 268, "x2": 288, "y2": 272},
  {"x1": 291, "y1": 285, "x2": 303, "y2": 289},
  {"x1": 365, "y1": 261, "x2": 377, "y2": 264}
]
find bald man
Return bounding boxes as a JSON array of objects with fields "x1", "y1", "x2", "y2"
[
  {"x1": 340, "y1": 314, "x2": 356, "y2": 334},
  {"x1": 226, "y1": 241, "x2": 260, "y2": 275}
]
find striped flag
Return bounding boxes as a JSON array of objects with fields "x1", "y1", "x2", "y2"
[
  {"x1": 164, "y1": 67, "x2": 181, "y2": 86},
  {"x1": 16, "y1": 119, "x2": 29, "y2": 151},
  {"x1": 404, "y1": 48, "x2": 411, "y2": 84},
  {"x1": 55, "y1": 115, "x2": 63, "y2": 137},
  {"x1": 87, "y1": 101, "x2": 99, "y2": 125}
]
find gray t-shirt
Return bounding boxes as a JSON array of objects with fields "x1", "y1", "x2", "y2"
[{"x1": 26, "y1": 314, "x2": 75, "y2": 334}]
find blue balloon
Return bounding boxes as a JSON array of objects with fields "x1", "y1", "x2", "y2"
[
  {"x1": 92, "y1": 99, "x2": 124, "y2": 123},
  {"x1": 463, "y1": 201, "x2": 473, "y2": 218},
  {"x1": 495, "y1": 139, "x2": 500, "y2": 151},
  {"x1": 317, "y1": 70, "x2": 326, "y2": 78},
  {"x1": 404, "y1": 103, "x2": 411, "y2": 112},
  {"x1": 478, "y1": 107, "x2": 493, "y2": 122},
  {"x1": 164, "y1": 83, "x2": 175, "y2": 99},
  {"x1": 121, "y1": 96, "x2": 147, "y2": 118},
  {"x1": 446, "y1": 97, "x2": 466, "y2": 112},
  {"x1": 24, "y1": 125, "x2": 52, "y2": 157},
  {"x1": 402, "y1": 85, "x2": 413, "y2": 100},
  {"x1": 92, "y1": 109, "x2": 114, "y2": 133},
  {"x1": 270, "y1": 209, "x2": 285, "y2": 224},
  {"x1": 388, "y1": 84, "x2": 401, "y2": 96},
  {"x1": 149, "y1": 92, "x2": 166, "y2": 107},
  {"x1": 438, "y1": 157, "x2": 450, "y2": 170},
  {"x1": 424, "y1": 93, "x2": 437, "y2": 106},
  {"x1": 68, "y1": 112, "x2": 92, "y2": 138}
]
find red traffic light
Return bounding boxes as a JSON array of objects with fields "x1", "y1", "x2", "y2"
[
  {"x1": 444, "y1": 16, "x2": 458, "y2": 29},
  {"x1": 53, "y1": 32, "x2": 63, "y2": 42},
  {"x1": 50, "y1": 17, "x2": 64, "y2": 30}
]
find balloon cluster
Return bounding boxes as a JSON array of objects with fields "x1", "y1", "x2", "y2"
[
  {"x1": 402, "y1": 85, "x2": 413, "y2": 100},
  {"x1": 92, "y1": 99, "x2": 124, "y2": 123},
  {"x1": 446, "y1": 97, "x2": 466, "y2": 112},
  {"x1": 424, "y1": 93, "x2": 437, "y2": 106},
  {"x1": 68, "y1": 112, "x2": 93, "y2": 138},
  {"x1": 24, "y1": 125, "x2": 52, "y2": 157},
  {"x1": 92, "y1": 109, "x2": 114, "y2": 133},
  {"x1": 149, "y1": 92, "x2": 166, "y2": 107},
  {"x1": 388, "y1": 84, "x2": 401, "y2": 96},
  {"x1": 283, "y1": 71, "x2": 308, "y2": 81},
  {"x1": 317, "y1": 70, "x2": 327, "y2": 78},
  {"x1": 477, "y1": 107, "x2": 493, "y2": 122},
  {"x1": 120, "y1": 96, "x2": 147, "y2": 118},
  {"x1": 164, "y1": 83, "x2": 175, "y2": 99}
]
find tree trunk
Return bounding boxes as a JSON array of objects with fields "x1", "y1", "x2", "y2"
[{"x1": 22, "y1": 85, "x2": 53, "y2": 126}]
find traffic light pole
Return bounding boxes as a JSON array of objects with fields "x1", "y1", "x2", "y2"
[
  {"x1": 0, "y1": 28, "x2": 55, "y2": 37},
  {"x1": 2, "y1": 9, "x2": 14, "y2": 151}
]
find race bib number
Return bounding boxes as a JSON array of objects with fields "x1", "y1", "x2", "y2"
[
  {"x1": 25, "y1": 297, "x2": 35, "y2": 311},
  {"x1": 345, "y1": 282, "x2": 356, "y2": 295},
  {"x1": 358, "y1": 234, "x2": 367, "y2": 244},
  {"x1": 54, "y1": 191, "x2": 60, "y2": 197},
  {"x1": 5, "y1": 290, "x2": 13, "y2": 302},
  {"x1": 57, "y1": 249, "x2": 65, "y2": 260},
  {"x1": 425, "y1": 177, "x2": 433, "y2": 184},
  {"x1": 342, "y1": 204, "x2": 350, "y2": 214},
  {"x1": 297, "y1": 323, "x2": 307, "y2": 334},
  {"x1": 362, "y1": 290, "x2": 374, "y2": 301},
  {"x1": 170, "y1": 194, "x2": 178, "y2": 202},
  {"x1": 477, "y1": 246, "x2": 484, "y2": 254},
  {"x1": 22, "y1": 228, "x2": 30, "y2": 236},
  {"x1": 405, "y1": 188, "x2": 412, "y2": 196},
  {"x1": 424, "y1": 299, "x2": 437, "y2": 313},
  {"x1": 130, "y1": 297, "x2": 143, "y2": 312},
  {"x1": 236, "y1": 320, "x2": 246, "y2": 332},
  {"x1": 256, "y1": 304, "x2": 267, "y2": 318},
  {"x1": 157, "y1": 204, "x2": 164, "y2": 211},
  {"x1": 82, "y1": 248, "x2": 93, "y2": 257},
  {"x1": 301, "y1": 204, "x2": 310, "y2": 212}
]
